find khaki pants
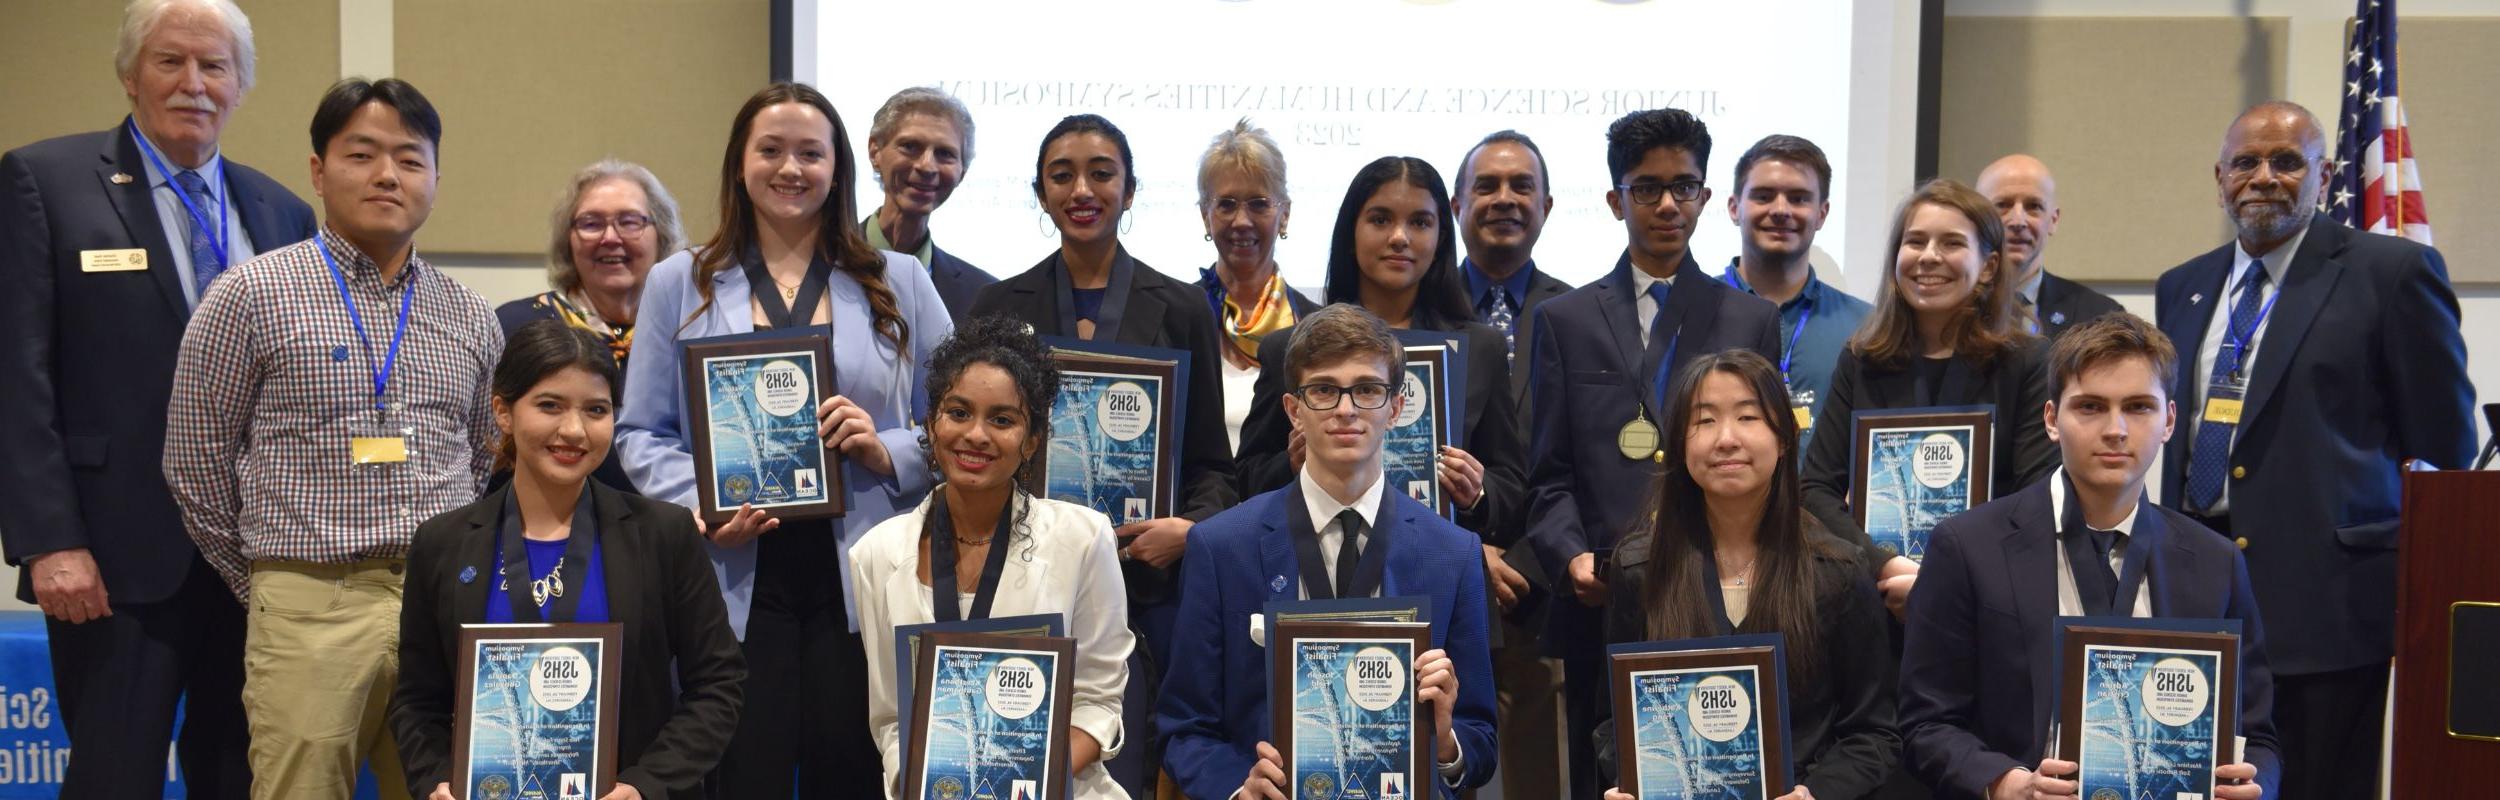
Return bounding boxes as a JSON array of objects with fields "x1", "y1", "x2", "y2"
[{"x1": 243, "y1": 559, "x2": 411, "y2": 800}]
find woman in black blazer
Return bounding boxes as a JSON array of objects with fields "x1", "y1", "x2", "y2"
[
  {"x1": 1234, "y1": 156, "x2": 1525, "y2": 545},
  {"x1": 1595, "y1": 350, "x2": 1898, "y2": 800},
  {"x1": 1800, "y1": 179, "x2": 2057, "y2": 612},
  {"x1": 390, "y1": 321, "x2": 743, "y2": 800}
]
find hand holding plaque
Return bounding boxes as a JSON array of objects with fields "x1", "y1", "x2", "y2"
[
  {"x1": 1033, "y1": 337, "x2": 1185, "y2": 526},
  {"x1": 1849, "y1": 406, "x2": 1994, "y2": 563},
  {"x1": 679, "y1": 330, "x2": 847, "y2": 527},
  {"x1": 451, "y1": 624, "x2": 623, "y2": 800},
  {"x1": 2053, "y1": 618, "x2": 2243, "y2": 800},
  {"x1": 903, "y1": 632, "x2": 1076, "y2": 800},
  {"x1": 1607, "y1": 634, "x2": 1795, "y2": 800},
  {"x1": 1268, "y1": 619, "x2": 1432, "y2": 800}
]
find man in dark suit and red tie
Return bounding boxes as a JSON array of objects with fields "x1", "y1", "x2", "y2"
[
  {"x1": 0, "y1": 1, "x2": 315, "y2": 797},
  {"x1": 2154, "y1": 100, "x2": 2472, "y2": 800},
  {"x1": 1522, "y1": 108, "x2": 1781, "y2": 799}
]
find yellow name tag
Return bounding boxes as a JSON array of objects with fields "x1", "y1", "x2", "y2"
[
  {"x1": 1795, "y1": 406, "x2": 1815, "y2": 430},
  {"x1": 79, "y1": 249, "x2": 148, "y2": 272},
  {"x1": 2202, "y1": 397, "x2": 2244, "y2": 425},
  {"x1": 351, "y1": 436, "x2": 409, "y2": 464}
]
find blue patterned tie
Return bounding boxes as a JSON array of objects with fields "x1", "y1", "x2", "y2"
[
  {"x1": 174, "y1": 170, "x2": 226, "y2": 291},
  {"x1": 1646, "y1": 282, "x2": 1674, "y2": 409},
  {"x1": 1481, "y1": 285, "x2": 1516, "y2": 364},
  {"x1": 2184, "y1": 259, "x2": 2270, "y2": 512}
]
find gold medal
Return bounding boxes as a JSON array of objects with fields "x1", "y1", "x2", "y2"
[{"x1": 1617, "y1": 417, "x2": 1662, "y2": 461}]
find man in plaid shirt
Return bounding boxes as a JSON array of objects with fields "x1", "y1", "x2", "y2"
[{"x1": 163, "y1": 77, "x2": 499, "y2": 800}]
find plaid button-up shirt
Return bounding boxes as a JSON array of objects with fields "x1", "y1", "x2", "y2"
[{"x1": 165, "y1": 227, "x2": 502, "y2": 599}]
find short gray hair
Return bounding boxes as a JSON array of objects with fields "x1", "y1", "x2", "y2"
[
  {"x1": 546, "y1": 160, "x2": 686, "y2": 294},
  {"x1": 869, "y1": 87, "x2": 976, "y2": 166},
  {"x1": 1197, "y1": 118, "x2": 1289, "y2": 207},
  {"x1": 116, "y1": 0, "x2": 256, "y2": 94}
]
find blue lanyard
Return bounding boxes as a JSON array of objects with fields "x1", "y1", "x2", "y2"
[
  {"x1": 1720, "y1": 269, "x2": 1812, "y2": 380},
  {"x1": 316, "y1": 237, "x2": 416, "y2": 411},
  {"x1": 127, "y1": 119, "x2": 231, "y2": 271},
  {"x1": 2219, "y1": 269, "x2": 2282, "y2": 380}
]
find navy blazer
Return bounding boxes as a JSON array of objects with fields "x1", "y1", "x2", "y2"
[
  {"x1": 925, "y1": 243, "x2": 997, "y2": 329},
  {"x1": 1155, "y1": 484, "x2": 1498, "y2": 799},
  {"x1": 1522, "y1": 252, "x2": 1782, "y2": 656},
  {"x1": 2032, "y1": 271, "x2": 2123, "y2": 340},
  {"x1": 1897, "y1": 478, "x2": 2280, "y2": 799},
  {"x1": 1233, "y1": 321, "x2": 1526, "y2": 548},
  {"x1": 2153, "y1": 217, "x2": 2472, "y2": 674},
  {"x1": 1499, "y1": 267, "x2": 1575, "y2": 409},
  {"x1": 0, "y1": 124, "x2": 314, "y2": 604}
]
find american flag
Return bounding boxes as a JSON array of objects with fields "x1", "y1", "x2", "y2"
[{"x1": 2326, "y1": 0, "x2": 2433, "y2": 245}]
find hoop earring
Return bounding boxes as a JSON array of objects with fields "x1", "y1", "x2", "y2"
[
  {"x1": 1279, "y1": 229, "x2": 1288, "y2": 240},
  {"x1": 1119, "y1": 213, "x2": 1135, "y2": 236},
  {"x1": 1039, "y1": 212, "x2": 1058, "y2": 238}
]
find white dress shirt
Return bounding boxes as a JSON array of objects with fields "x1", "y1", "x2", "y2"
[
  {"x1": 2187, "y1": 226, "x2": 2304, "y2": 513},
  {"x1": 2047, "y1": 468, "x2": 2154, "y2": 618},
  {"x1": 1632, "y1": 267, "x2": 1677, "y2": 348},
  {"x1": 1295, "y1": 467, "x2": 1386, "y2": 600},
  {"x1": 850, "y1": 492, "x2": 1137, "y2": 799}
]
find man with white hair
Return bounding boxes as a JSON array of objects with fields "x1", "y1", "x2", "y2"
[{"x1": 0, "y1": 1, "x2": 313, "y2": 796}]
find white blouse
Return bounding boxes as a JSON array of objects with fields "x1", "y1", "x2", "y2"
[{"x1": 850, "y1": 492, "x2": 1136, "y2": 799}]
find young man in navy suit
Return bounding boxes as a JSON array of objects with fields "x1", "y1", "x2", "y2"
[
  {"x1": 1898, "y1": 313, "x2": 2277, "y2": 800},
  {"x1": 1157, "y1": 303, "x2": 1497, "y2": 799},
  {"x1": 2153, "y1": 101, "x2": 2471, "y2": 800},
  {"x1": 1522, "y1": 108, "x2": 1781, "y2": 798},
  {"x1": 0, "y1": 2, "x2": 315, "y2": 796}
]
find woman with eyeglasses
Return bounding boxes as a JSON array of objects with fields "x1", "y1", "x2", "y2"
[
  {"x1": 1798, "y1": 179, "x2": 2057, "y2": 616},
  {"x1": 1234, "y1": 156, "x2": 1525, "y2": 551},
  {"x1": 1191, "y1": 119, "x2": 1319, "y2": 451}
]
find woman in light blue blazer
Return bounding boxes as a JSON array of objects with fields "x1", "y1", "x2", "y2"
[{"x1": 616, "y1": 82, "x2": 953, "y2": 799}]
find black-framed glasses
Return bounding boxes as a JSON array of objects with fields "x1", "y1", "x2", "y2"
[
  {"x1": 2225, "y1": 152, "x2": 2317, "y2": 178},
  {"x1": 1209, "y1": 196, "x2": 1278, "y2": 218},
  {"x1": 573, "y1": 213, "x2": 652, "y2": 237},
  {"x1": 1618, "y1": 180, "x2": 1706, "y2": 206},
  {"x1": 1291, "y1": 381, "x2": 1395, "y2": 410}
]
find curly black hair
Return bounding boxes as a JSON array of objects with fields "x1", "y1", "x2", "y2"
[{"x1": 924, "y1": 314, "x2": 1062, "y2": 443}]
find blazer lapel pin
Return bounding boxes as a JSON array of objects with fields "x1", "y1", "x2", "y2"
[
  {"x1": 110, "y1": 172, "x2": 135, "y2": 185},
  {"x1": 459, "y1": 566, "x2": 477, "y2": 585},
  {"x1": 2191, "y1": 293, "x2": 2205, "y2": 305},
  {"x1": 1270, "y1": 575, "x2": 1287, "y2": 594}
]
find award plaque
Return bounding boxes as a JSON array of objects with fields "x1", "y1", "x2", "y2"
[
  {"x1": 1269, "y1": 620, "x2": 1432, "y2": 800},
  {"x1": 1033, "y1": 337, "x2": 1187, "y2": 525},
  {"x1": 2055, "y1": 618, "x2": 2241, "y2": 800},
  {"x1": 451, "y1": 623, "x2": 623, "y2": 800},
  {"x1": 1608, "y1": 634, "x2": 1794, "y2": 799},
  {"x1": 904, "y1": 632, "x2": 1077, "y2": 800},
  {"x1": 892, "y1": 614, "x2": 1066, "y2": 748},
  {"x1": 1848, "y1": 405, "x2": 1994, "y2": 562},
  {"x1": 680, "y1": 329, "x2": 846, "y2": 526},
  {"x1": 1387, "y1": 330, "x2": 1467, "y2": 519}
]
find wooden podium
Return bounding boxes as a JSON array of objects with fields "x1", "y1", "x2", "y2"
[{"x1": 2391, "y1": 468, "x2": 2500, "y2": 797}]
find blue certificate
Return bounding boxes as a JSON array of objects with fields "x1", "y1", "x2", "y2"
[
  {"x1": 2075, "y1": 645, "x2": 2223, "y2": 799},
  {"x1": 893, "y1": 614, "x2": 1065, "y2": 749},
  {"x1": 700, "y1": 349, "x2": 830, "y2": 510},
  {"x1": 913, "y1": 642, "x2": 1065, "y2": 800},
  {"x1": 1624, "y1": 664, "x2": 1769, "y2": 800},
  {"x1": 1047, "y1": 367, "x2": 1167, "y2": 524},
  {"x1": 1385, "y1": 331, "x2": 1464, "y2": 520},
  {"x1": 1852, "y1": 406, "x2": 1994, "y2": 563},
  {"x1": 456, "y1": 626, "x2": 619, "y2": 800},
  {"x1": 1286, "y1": 636, "x2": 1418, "y2": 800}
]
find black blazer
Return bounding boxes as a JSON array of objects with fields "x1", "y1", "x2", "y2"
[
  {"x1": 1897, "y1": 478, "x2": 2280, "y2": 799},
  {"x1": 1799, "y1": 341, "x2": 2059, "y2": 573},
  {"x1": 2033, "y1": 271, "x2": 2123, "y2": 340},
  {"x1": 390, "y1": 483, "x2": 746, "y2": 800},
  {"x1": 969, "y1": 248, "x2": 1241, "y2": 604},
  {"x1": 1522, "y1": 253, "x2": 1782, "y2": 657},
  {"x1": 2153, "y1": 217, "x2": 2472, "y2": 674},
  {"x1": 1233, "y1": 320, "x2": 1526, "y2": 546},
  {"x1": 0, "y1": 123, "x2": 315, "y2": 604},
  {"x1": 1500, "y1": 266, "x2": 1575, "y2": 410},
  {"x1": 1593, "y1": 530, "x2": 1898, "y2": 799},
  {"x1": 927, "y1": 243, "x2": 998, "y2": 329}
]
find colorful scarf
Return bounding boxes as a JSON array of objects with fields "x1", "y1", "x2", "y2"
[
  {"x1": 543, "y1": 291, "x2": 635, "y2": 369},
  {"x1": 1216, "y1": 270, "x2": 1297, "y2": 361}
]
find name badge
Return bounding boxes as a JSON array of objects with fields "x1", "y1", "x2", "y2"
[
  {"x1": 2202, "y1": 397, "x2": 2244, "y2": 425},
  {"x1": 80, "y1": 249, "x2": 148, "y2": 272},
  {"x1": 351, "y1": 436, "x2": 409, "y2": 465},
  {"x1": 1617, "y1": 417, "x2": 1662, "y2": 462},
  {"x1": 1788, "y1": 385, "x2": 1817, "y2": 431}
]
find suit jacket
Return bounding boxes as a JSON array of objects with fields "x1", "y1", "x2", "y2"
[
  {"x1": 2153, "y1": 217, "x2": 2472, "y2": 674},
  {"x1": 1593, "y1": 531, "x2": 1898, "y2": 799},
  {"x1": 389, "y1": 482, "x2": 746, "y2": 800},
  {"x1": 970, "y1": 249, "x2": 1241, "y2": 605},
  {"x1": 1233, "y1": 321, "x2": 1526, "y2": 547},
  {"x1": 1155, "y1": 484, "x2": 1498, "y2": 799},
  {"x1": 1799, "y1": 342, "x2": 2059, "y2": 573},
  {"x1": 1522, "y1": 252, "x2": 1782, "y2": 657},
  {"x1": 1897, "y1": 478, "x2": 2281, "y2": 799},
  {"x1": 2033, "y1": 271, "x2": 2123, "y2": 340},
  {"x1": 0, "y1": 124, "x2": 314, "y2": 604},
  {"x1": 1500, "y1": 267, "x2": 1575, "y2": 409},
  {"x1": 926, "y1": 243, "x2": 997, "y2": 329}
]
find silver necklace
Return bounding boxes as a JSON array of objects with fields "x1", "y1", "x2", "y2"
[{"x1": 498, "y1": 554, "x2": 567, "y2": 608}]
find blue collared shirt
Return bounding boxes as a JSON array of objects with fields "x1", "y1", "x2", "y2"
[
  {"x1": 1462, "y1": 257, "x2": 1536, "y2": 318},
  {"x1": 131, "y1": 122, "x2": 256, "y2": 308},
  {"x1": 1719, "y1": 260, "x2": 1872, "y2": 440}
]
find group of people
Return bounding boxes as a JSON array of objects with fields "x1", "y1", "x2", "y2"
[{"x1": 0, "y1": 2, "x2": 2473, "y2": 800}]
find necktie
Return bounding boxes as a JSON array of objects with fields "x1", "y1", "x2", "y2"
[
  {"x1": 174, "y1": 170, "x2": 226, "y2": 292},
  {"x1": 2184, "y1": 259, "x2": 2271, "y2": 512},
  {"x1": 2017, "y1": 293, "x2": 2042, "y2": 335},
  {"x1": 1482, "y1": 285, "x2": 1517, "y2": 364},
  {"x1": 2064, "y1": 526, "x2": 2125, "y2": 616},
  {"x1": 1333, "y1": 509, "x2": 1366, "y2": 599},
  {"x1": 1646, "y1": 282, "x2": 1674, "y2": 409}
]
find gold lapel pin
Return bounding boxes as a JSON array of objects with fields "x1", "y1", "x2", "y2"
[{"x1": 110, "y1": 172, "x2": 135, "y2": 185}]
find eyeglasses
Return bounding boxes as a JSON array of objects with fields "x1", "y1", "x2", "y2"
[
  {"x1": 573, "y1": 213, "x2": 652, "y2": 237},
  {"x1": 1618, "y1": 180, "x2": 1706, "y2": 206},
  {"x1": 1291, "y1": 381, "x2": 1395, "y2": 410},
  {"x1": 1209, "y1": 196, "x2": 1278, "y2": 218},
  {"x1": 2225, "y1": 153, "x2": 2317, "y2": 178}
]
